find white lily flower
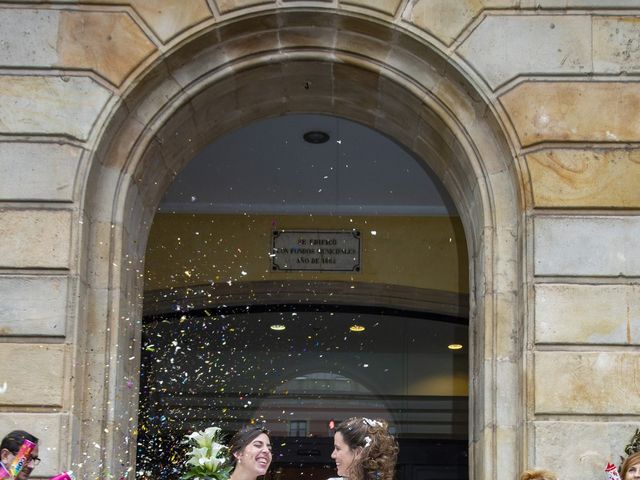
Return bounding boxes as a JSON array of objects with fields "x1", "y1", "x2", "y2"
[
  {"x1": 186, "y1": 447, "x2": 209, "y2": 467},
  {"x1": 182, "y1": 425, "x2": 230, "y2": 480},
  {"x1": 210, "y1": 441, "x2": 225, "y2": 457},
  {"x1": 187, "y1": 426, "x2": 221, "y2": 448},
  {"x1": 199, "y1": 454, "x2": 223, "y2": 472},
  {"x1": 204, "y1": 426, "x2": 222, "y2": 437}
]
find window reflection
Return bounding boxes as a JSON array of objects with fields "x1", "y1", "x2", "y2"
[{"x1": 136, "y1": 307, "x2": 468, "y2": 480}]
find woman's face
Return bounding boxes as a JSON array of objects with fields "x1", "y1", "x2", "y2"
[
  {"x1": 331, "y1": 431, "x2": 360, "y2": 478},
  {"x1": 625, "y1": 461, "x2": 640, "y2": 480},
  {"x1": 234, "y1": 433, "x2": 272, "y2": 477}
]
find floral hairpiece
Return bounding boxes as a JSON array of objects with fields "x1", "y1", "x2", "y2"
[
  {"x1": 363, "y1": 436, "x2": 372, "y2": 448},
  {"x1": 363, "y1": 418, "x2": 382, "y2": 428},
  {"x1": 624, "y1": 428, "x2": 640, "y2": 456}
]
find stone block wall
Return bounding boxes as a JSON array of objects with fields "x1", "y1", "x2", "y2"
[{"x1": 0, "y1": 1, "x2": 638, "y2": 479}]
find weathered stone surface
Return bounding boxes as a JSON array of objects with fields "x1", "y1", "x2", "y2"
[
  {"x1": 0, "y1": 9, "x2": 59, "y2": 66},
  {"x1": 405, "y1": 0, "x2": 480, "y2": 45},
  {"x1": 458, "y1": 15, "x2": 590, "y2": 89},
  {"x1": 129, "y1": 0, "x2": 211, "y2": 42},
  {"x1": 0, "y1": 344, "x2": 65, "y2": 407},
  {"x1": 526, "y1": 149, "x2": 640, "y2": 208},
  {"x1": 594, "y1": 16, "x2": 640, "y2": 73},
  {"x1": 0, "y1": 142, "x2": 81, "y2": 202},
  {"x1": 77, "y1": 1, "x2": 211, "y2": 42},
  {"x1": 58, "y1": 11, "x2": 156, "y2": 86},
  {"x1": 535, "y1": 351, "x2": 640, "y2": 414},
  {"x1": 534, "y1": 216, "x2": 640, "y2": 276},
  {"x1": 3, "y1": 4, "x2": 640, "y2": 479},
  {"x1": 0, "y1": 209, "x2": 72, "y2": 269},
  {"x1": 342, "y1": 0, "x2": 401, "y2": 14},
  {"x1": 458, "y1": 12, "x2": 640, "y2": 87},
  {"x1": 0, "y1": 413, "x2": 67, "y2": 477},
  {"x1": 502, "y1": 82, "x2": 640, "y2": 146},
  {"x1": 216, "y1": 0, "x2": 273, "y2": 13},
  {"x1": 404, "y1": 0, "x2": 515, "y2": 46},
  {"x1": 534, "y1": 421, "x2": 637, "y2": 480},
  {"x1": 530, "y1": 0, "x2": 640, "y2": 7},
  {"x1": 535, "y1": 284, "x2": 640, "y2": 344},
  {"x1": 0, "y1": 75, "x2": 111, "y2": 141},
  {"x1": 0, "y1": 9, "x2": 155, "y2": 86},
  {"x1": 0, "y1": 275, "x2": 68, "y2": 336}
]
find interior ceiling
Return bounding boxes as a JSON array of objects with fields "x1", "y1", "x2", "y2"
[{"x1": 159, "y1": 114, "x2": 458, "y2": 216}]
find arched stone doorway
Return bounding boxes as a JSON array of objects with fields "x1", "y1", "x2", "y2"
[
  {"x1": 137, "y1": 111, "x2": 471, "y2": 478},
  {"x1": 81, "y1": 10, "x2": 522, "y2": 480}
]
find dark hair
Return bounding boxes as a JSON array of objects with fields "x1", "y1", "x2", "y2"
[
  {"x1": 621, "y1": 451, "x2": 640, "y2": 479},
  {"x1": 0, "y1": 431, "x2": 39, "y2": 453},
  {"x1": 335, "y1": 417, "x2": 398, "y2": 480},
  {"x1": 228, "y1": 426, "x2": 269, "y2": 465}
]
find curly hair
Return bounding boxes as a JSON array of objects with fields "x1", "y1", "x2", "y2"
[
  {"x1": 335, "y1": 417, "x2": 398, "y2": 480},
  {"x1": 520, "y1": 469, "x2": 557, "y2": 480},
  {"x1": 621, "y1": 451, "x2": 640, "y2": 479}
]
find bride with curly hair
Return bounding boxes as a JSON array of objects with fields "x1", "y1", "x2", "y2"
[{"x1": 330, "y1": 417, "x2": 399, "y2": 480}]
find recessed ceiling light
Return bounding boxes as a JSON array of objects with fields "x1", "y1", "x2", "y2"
[
  {"x1": 448, "y1": 343, "x2": 463, "y2": 350},
  {"x1": 270, "y1": 324, "x2": 286, "y2": 331},
  {"x1": 303, "y1": 131, "x2": 330, "y2": 144},
  {"x1": 349, "y1": 325, "x2": 365, "y2": 332}
]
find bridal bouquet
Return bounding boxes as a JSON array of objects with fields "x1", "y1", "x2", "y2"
[{"x1": 181, "y1": 426, "x2": 232, "y2": 480}]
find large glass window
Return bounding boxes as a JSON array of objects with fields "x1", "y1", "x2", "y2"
[
  {"x1": 136, "y1": 306, "x2": 468, "y2": 480},
  {"x1": 137, "y1": 113, "x2": 469, "y2": 479}
]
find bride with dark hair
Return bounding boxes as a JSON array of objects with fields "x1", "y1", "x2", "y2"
[
  {"x1": 330, "y1": 417, "x2": 398, "y2": 480},
  {"x1": 228, "y1": 426, "x2": 272, "y2": 480}
]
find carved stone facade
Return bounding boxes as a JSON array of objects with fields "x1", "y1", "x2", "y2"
[{"x1": 0, "y1": 2, "x2": 639, "y2": 479}]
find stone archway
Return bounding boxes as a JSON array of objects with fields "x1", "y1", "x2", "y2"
[{"x1": 81, "y1": 10, "x2": 522, "y2": 480}]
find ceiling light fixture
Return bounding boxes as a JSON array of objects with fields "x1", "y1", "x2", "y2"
[
  {"x1": 448, "y1": 343, "x2": 463, "y2": 350},
  {"x1": 349, "y1": 325, "x2": 365, "y2": 332},
  {"x1": 270, "y1": 324, "x2": 286, "y2": 331},
  {"x1": 303, "y1": 131, "x2": 330, "y2": 144}
]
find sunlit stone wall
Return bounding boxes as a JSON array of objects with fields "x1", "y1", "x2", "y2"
[{"x1": 0, "y1": 1, "x2": 639, "y2": 479}]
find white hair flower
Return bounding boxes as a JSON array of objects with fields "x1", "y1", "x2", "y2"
[
  {"x1": 364, "y1": 436, "x2": 372, "y2": 448},
  {"x1": 363, "y1": 418, "x2": 382, "y2": 428}
]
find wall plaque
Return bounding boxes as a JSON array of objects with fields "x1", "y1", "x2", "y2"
[{"x1": 272, "y1": 230, "x2": 361, "y2": 271}]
